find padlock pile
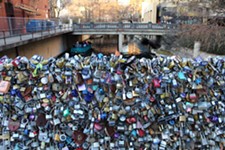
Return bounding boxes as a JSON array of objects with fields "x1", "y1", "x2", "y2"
[{"x1": 0, "y1": 53, "x2": 225, "y2": 150}]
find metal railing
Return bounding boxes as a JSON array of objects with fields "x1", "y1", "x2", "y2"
[
  {"x1": 0, "y1": 17, "x2": 61, "y2": 37},
  {"x1": 0, "y1": 17, "x2": 72, "y2": 46},
  {"x1": 73, "y1": 22, "x2": 178, "y2": 30}
]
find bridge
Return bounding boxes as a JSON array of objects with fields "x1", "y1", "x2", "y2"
[
  {"x1": 73, "y1": 22, "x2": 178, "y2": 51},
  {"x1": 0, "y1": 18, "x2": 178, "y2": 58},
  {"x1": 73, "y1": 22, "x2": 177, "y2": 35}
]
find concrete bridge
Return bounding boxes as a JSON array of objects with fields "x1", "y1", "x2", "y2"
[
  {"x1": 0, "y1": 25, "x2": 76, "y2": 58},
  {"x1": 73, "y1": 22, "x2": 177, "y2": 51}
]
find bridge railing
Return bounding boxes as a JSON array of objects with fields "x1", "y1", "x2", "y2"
[
  {"x1": 0, "y1": 17, "x2": 73, "y2": 46},
  {"x1": 73, "y1": 22, "x2": 178, "y2": 30},
  {"x1": 0, "y1": 17, "x2": 73, "y2": 39}
]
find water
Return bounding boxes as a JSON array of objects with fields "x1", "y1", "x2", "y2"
[{"x1": 90, "y1": 35, "x2": 150, "y2": 55}]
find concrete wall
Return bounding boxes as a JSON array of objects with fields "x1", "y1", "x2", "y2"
[
  {"x1": 18, "y1": 35, "x2": 66, "y2": 59},
  {"x1": 0, "y1": 34, "x2": 81, "y2": 59}
]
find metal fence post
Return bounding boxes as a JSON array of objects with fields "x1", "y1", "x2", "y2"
[
  {"x1": 8, "y1": 17, "x2": 13, "y2": 36},
  {"x1": 3, "y1": 31, "x2": 6, "y2": 45},
  {"x1": 20, "y1": 33, "x2": 22, "y2": 40}
]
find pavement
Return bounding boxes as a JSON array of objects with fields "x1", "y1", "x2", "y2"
[
  {"x1": 0, "y1": 27, "x2": 73, "y2": 50},
  {"x1": 169, "y1": 48, "x2": 224, "y2": 59}
]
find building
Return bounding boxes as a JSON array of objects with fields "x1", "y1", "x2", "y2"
[
  {"x1": 141, "y1": 0, "x2": 213, "y2": 24},
  {"x1": 157, "y1": 0, "x2": 212, "y2": 24},
  {"x1": 0, "y1": 0, "x2": 49, "y2": 36},
  {"x1": 142, "y1": 0, "x2": 159, "y2": 23},
  {"x1": 0, "y1": 0, "x2": 49, "y2": 18}
]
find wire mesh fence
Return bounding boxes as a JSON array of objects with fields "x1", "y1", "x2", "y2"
[{"x1": 0, "y1": 17, "x2": 61, "y2": 38}]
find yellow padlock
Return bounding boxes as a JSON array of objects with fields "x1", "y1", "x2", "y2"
[
  {"x1": 168, "y1": 60, "x2": 175, "y2": 69},
  {"x1": 54, "y1": 133, "x2": 60, "y2": 141}
]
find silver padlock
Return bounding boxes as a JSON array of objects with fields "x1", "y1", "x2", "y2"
[
  {"x1": 38, "y1": 130, "x2": 49, "y2": 142},
  {"x1": 53, "y1": 118, "x2": 60, "y2": 125},
  {"x1": 31, "y1": 141, "x2": 39, "y2": 148},
  {"x1": 20, "y1": 118, "x2": 28, "y2": 128}
]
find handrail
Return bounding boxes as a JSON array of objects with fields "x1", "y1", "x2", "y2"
[
  {"x1": 73, "y1": 22, "x2": 178, "y2": 30},
  {"x1": 0, "y1": 25, "x2": 73, "y2": 46},
  {"x1": 0, "y1": 24, "x2": 72, "y2": 38}
]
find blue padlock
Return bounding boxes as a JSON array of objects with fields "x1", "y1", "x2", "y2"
[
  {"x1": 24, "y1": 129, "x2": 29, "y2": 135},
  {"x1": 168, "y1": 119, "x2": 175, "y2": 126},
  {"x1": 58, "y1": 143, "x2": 65, "y2": 149},
  {"x1": 131, "y1": 130, "x2": 137, "y2": 137},
  {"x1": 98, "y1": 88, "x2": 104, "y2": 95},
  {"x1": 71, "y1": 89, "x2": 78, "y2": 97},
  {"x1": 100, "y1": 113, "x2": 107, "y2": 120},
  {"x1": 66, "y1": 136, "x2": 72, "y2": 144}
]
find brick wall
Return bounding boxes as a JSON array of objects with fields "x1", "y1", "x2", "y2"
[{"x1": 0, "y1": 0, "x2": 49, "y2": 18}]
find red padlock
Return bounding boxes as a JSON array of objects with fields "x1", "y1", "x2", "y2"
[
  {"x1": 36, "y1": 113, "x2": 47, "y2": 127},
  {"x1": 94, "y1": 122, "x2": 103, "y2": 131},
  {"x1": 12, "y1": 57, "x2": 20, "y2": 67},
  {"x1": 126, "y1": 118, "x2": 132, "y2": 124},
  {"x1": 126, "y1": 117, "x2": 136, "y2": 124},
  {"x1": 143, "y1": 115, "x2": 148, "y2": 122},
  {"x1": 153, "y1": 78, "x2": 160, "y2": 88},
  {"x1": 130, "y1": 117, "x2": 136, "y2": 123},
  {"x1": 8, "y1": 119, "x2": 20, "y2": 131},
  {"x1": 52, "y1": 95, "x2": 56, "y2": 102},
  {"x1": 1, "y1": 71, "x2": 6, "y2": 76},
  {"x1": 72, "y1": 131, "x2": 87, "y2": 145},
  {"x1": 138, "y1": 129, "x2": 145, "y2": 137},
  {"x1": 116, "y1": 69, "x2": 123, "y2": 75},
  {"x1": 150, "y1": 96, "x2": 155, "y2": 102}
]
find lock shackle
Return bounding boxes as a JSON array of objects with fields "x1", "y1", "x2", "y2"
[
  {"x1": 49, "y1": 106, "x2": 57, "y2": 114},
  {"x1": 21, "y1": 118, "x2": 29, "y2": 124}
]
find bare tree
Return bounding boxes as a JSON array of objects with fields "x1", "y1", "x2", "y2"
[
  {"x1": 162, "y1": 0, "x2": 225, "y2": 54},
  {"x1": 64, "y1": 0, "x2": 93, "y2": 22},
  {"x1": 61, "y1": 0, "x2": 142, "y2": 22}
]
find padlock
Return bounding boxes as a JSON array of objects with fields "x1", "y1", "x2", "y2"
[
  {"x1": 72, "y1": 131, "x2": 87, "y2": 145},
  {"x1": 8, "y1": 119, "x2": 20, "y2": 132},
  {"x1": 20, "y1": 118, "x2": 28, "y2": 128},
  {"x1": 31, "y1": 141, "x2": 39, "y2": 148},
  {"x1": 36, "y1": 113, "x2": 47, "y2": 127},
  {"x1": 54, "y1": 132, "x2": 60, "y2": 142},
  {"x1": 0, "y1": 80, "x2": 11, "y2": 93},
  {"x1": 38, "y1": 129, "x2": 48, "y2": 142},
  {"x1": 60, "y1": 134, "x2": 67, "y2": 142},
  {"x1": 3, "y1": 53, "x2": 225, "y2": 149},
  {"x1": 12, "y1": 57, "x2": 21, "y2": 67},
  {"x1": 52, "y1": 83, "x2": 63, "y2": 92}
]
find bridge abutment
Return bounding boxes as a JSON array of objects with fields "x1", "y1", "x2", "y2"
[{"x1": 0, "y1": 34, "x2": 81, "y2": 58}]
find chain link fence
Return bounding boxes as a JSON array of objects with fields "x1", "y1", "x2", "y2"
[{"x1": 0, "y1": 17, "x2": 60, "y2": 38}]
